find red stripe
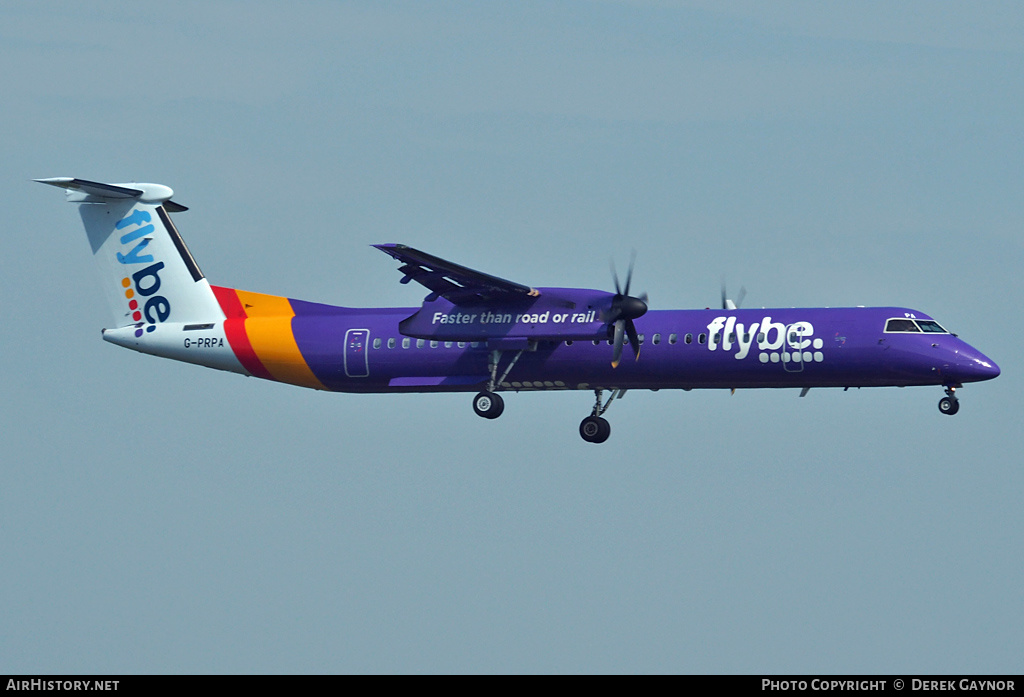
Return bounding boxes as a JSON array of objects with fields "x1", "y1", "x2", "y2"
[
  {"x1": 224, "y1": 318, "x2": 275, "y2": 380},
  {"x1": 212, "y1": 285, "x2": 246, "y2": 319},
  {"x1": 212, "y1": 286, "x2": 275, "y2": 380}
]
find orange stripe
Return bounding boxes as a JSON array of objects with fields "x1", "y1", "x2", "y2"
[
  {"x1": 234, "y1": 290, "x2": 295, "y2": 318},
  {"x1": 233, "y1": 290, "x2": 327, "y2": 390}
]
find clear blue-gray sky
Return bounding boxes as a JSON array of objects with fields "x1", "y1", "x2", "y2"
[{"x1": 2, "y1": 1, "x2": 1021, "y2": 673}]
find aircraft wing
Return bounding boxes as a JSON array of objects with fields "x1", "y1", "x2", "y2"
[{"x1": 374, "y1": 244, "x2": 539, "y2": 305}]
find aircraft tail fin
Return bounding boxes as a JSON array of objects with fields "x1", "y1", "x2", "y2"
[{"x1": 37, "y1": 177, "x2": 224, "y2": 333}]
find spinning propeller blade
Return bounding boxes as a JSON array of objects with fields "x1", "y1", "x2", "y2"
[
  {"x1": 721, "y1": 280, "x2": 746, "y2": 311},
  {"x1": 611, "y1": 320, "x2": 626, "y2": 368},
  {"x1": 606, "y1": 253, "x2": 648, "y2": 367}
]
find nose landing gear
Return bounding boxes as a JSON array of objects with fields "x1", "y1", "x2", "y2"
[{"x1": 938, "y1": 385, "x2": 960, "y2": 415}]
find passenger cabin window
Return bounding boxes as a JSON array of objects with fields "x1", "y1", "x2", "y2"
[
  {"x1": 387, "y1": 338, "x2": 396, "y2": 349},
  {"x1": 652, "y1": 334, "x2": 661, "y2": 345},
  {"x1": 416, "y1": 339, "x2": 425, "y2": 348},
  {"x1": 886, "y1": 319, "x2": 921, "y2": 333},
  {"x1": 372, "y1": 338, "x2": 382, "y2": 349},
  {"x1": 698, "y1": 333, "x2": 706, "y2": 344},
  {"x1": 669, "y1": 333, "x2": 678, "y2": 345},
  {"x1": 402, "y1": 338, "x2": 411, "y2": 349},
  {"x1": 685, "y1": 333, "x2": 693, "y2": 344}
]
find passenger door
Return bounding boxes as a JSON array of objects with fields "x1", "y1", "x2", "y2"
[{"x1": 344, "y1": 328, "x2": 370, "y2": 377}]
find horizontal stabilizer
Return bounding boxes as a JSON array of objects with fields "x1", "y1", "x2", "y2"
[{"x1": 35, "y1": 177, "x2": 186, "y2": 209}]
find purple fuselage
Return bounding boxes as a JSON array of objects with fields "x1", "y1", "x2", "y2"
[{"x1": 282, "y1": 302, "x2": 999, "y2": 394}]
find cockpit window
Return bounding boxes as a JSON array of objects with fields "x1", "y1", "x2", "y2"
[
  {"x1": 885, "y1": 319, "x2": 920, "y2": 332},
  {"x1": 885, "y1": 318, "x2": 950, "y2": 334},
  {"x1": 916, "y1": 320, "x2": 947, "y2": 333}
]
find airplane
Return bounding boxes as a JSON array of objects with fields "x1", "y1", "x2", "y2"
[{"x1": 38, "y1": 177, "x2": 1000, "y2": 443}]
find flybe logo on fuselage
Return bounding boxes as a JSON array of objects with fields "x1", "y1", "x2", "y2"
[
  {"x1": 706, "y1": 315, "x2": 825, "y2": 363},
  {"x1": 114, "y1": 209, "x2": 171, "y2": 337}
]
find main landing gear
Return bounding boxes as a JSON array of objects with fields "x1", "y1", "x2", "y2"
[
  {"x1": 469, "y1": 348, "x2": 624, "y2": 443},
  {"x1": 579, "y1": 415, "x2": 611, "y2": 443},
  {"x1": 938, "y1": 385, "x2": 960, "y2": 416},
  {"x1": 472, "y1": 383, "x2": 623, "y2": 443},
  {"x1": 471, "y1": 348, "x2": 523, "y2": 421},
  {"x1": 473, "y1": 391, "x2": 504, "y2": 419},
  {"x1": 579, "y1": 389, "x2": 624, "y2": 443}
]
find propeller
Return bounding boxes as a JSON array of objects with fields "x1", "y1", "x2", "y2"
[
  {"x1": 721, "y1": 279, "x2": 746, "y2": 311},
  {"x1": 605, "y1": 253, "x2": 649, "y2": 368}
]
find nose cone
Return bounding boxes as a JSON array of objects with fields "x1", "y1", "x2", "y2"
[{"x1": 956, "y1": 347, "x2": 1000, "y2": 383}]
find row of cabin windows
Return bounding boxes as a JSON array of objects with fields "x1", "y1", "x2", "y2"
[
  {"x1": 574, "y1": 333, "x2": 707, "y2": 346},
  {"x1": 371, "y1": 338, "x2": 484, "y2": 349},
  {"x1": 368, "y1": 333, "x2": 720, "y2": 349},
  {"x1": 570, "y1": 331, "x2": 790, "y2": 346},
  {"x1": 369, "y1": 320, "x2": 947, "y2": 350}
]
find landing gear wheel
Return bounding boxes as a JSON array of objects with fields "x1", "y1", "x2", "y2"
[
  {"x1": 473, "y1": 391, "x2": 504, "y2": 419},
  {"x1": 938, "y1": 396, "x2": 960, "y2": 415},
  {"x1": 579, "y1": 416, "x2": 611, "y2": 443}
]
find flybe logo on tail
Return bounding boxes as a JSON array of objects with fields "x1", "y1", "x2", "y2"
[{"x1": 115, "y1": 208, "x2": 171, "y2": 337}]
